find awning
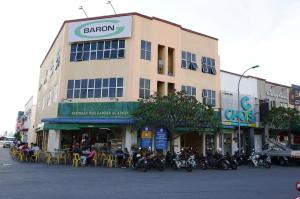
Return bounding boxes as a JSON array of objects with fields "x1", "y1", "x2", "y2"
[
  {"x1": 41, "y1": 117, "x2": 135, "y2": 124},
  {"x1": 43, "y1": 123, "x2": 119, "y2": 131}
]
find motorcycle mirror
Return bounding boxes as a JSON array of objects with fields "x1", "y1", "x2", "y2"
[{"x1": 296, "y1": 181, "x2": 300, "y2": 192}]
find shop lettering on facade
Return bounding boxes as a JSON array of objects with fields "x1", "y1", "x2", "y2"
[
  {"x1": 69, "y1": 16, "x2": 132, "y2": 42},
  {"x1": 266, "y1": 89, "x2": 287, "y2": 100},
  {"x1": 224, "y1": 96, "x2": 255, "y2": 124}
]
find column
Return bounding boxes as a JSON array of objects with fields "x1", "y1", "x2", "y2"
[
  {"x1": 202, "y1": 134, "x2": 206, "y2": 156},
  {"x1": 249, "y1": 128, "x2": 255, "y2": 152},
  {"x1": 47, "y1": 130, "x2": 60, "y2": 153},
  {"x1": 124, "y1": 126, "x2": 132, "y2": 151}
]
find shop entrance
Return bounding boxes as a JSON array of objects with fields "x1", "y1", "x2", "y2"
[{"x1": 181, "y1": 133, "x2": 203, "y2": 154}]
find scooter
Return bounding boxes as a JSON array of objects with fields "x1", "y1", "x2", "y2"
[
  {"x1": 248, "y1": 150, "x2": 271, "y2": 168},
  {"x1": 173, "y1": 151, "x2": 193, "y2": 172}
]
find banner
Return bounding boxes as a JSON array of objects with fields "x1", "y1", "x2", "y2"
[
  {"x1": 140, "y1": 127, "x2": 152, "y2": 149},
  {"x1": 155, "y1": 128, "x2": 168, "y2": 150}
]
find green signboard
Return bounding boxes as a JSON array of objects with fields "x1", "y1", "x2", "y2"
[{"x1": 58, "y1": 102, "x2": 138, "y2": 118}]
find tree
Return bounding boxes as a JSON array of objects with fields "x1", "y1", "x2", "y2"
[
  {"x1": 133, "y1": 91, "x2": 222, "y2": 144},
  {"x1": 14, "y1": 131, "x2": 22, "y2": 141},
  {"x1": 263, "y1": 107, "x2": 300, "y2": 145}
]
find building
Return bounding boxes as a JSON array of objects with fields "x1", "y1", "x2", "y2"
[
  {"x1": 220, "y1": 70, "x2": 259, "y2": 154},
  {"x1": 34, "y1": 13, "x2": 220, "y2": 153},
  {"x1": 22, "y1": 97, "x2": 37, "y2": 146}
]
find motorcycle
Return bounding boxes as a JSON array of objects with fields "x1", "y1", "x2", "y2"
[
  {"x1": 224, "y1": 152, "x2": 238, "y2": 170},
  {"x1": 148, "y1": 154, "x2": 165, "y2": 171},
  {"x1": 233, "y1": 149, "x2": 248, "y2": 166},
  {"x1": 248, "y1": 150, "x2": 271, "y2": 168},
  {"x1": 205, "y1": 150, "x2": 231, "y2": 170},
  {"x1": 132, "y1": 152, "x2": 150, "y2": 172},
  {"x1": 173, "y1": 151, "x2": 193, "y2": 172}
]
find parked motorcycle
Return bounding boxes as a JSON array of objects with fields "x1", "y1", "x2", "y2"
[
  {"x1": 132, "y1": 151, "x2": 150, "y2": 172},
  {"x1": 224, "y1": 152, "x2": 238, "y2": 170},
  {"x1": 248, "y1": 150, "x2": 271, "y2": 168},
  {"x1": 234, "y1": 149, "x2": 248, "y2": 166},
  {"x1": 148, "y1": 154, "x2": 165, "y2": 171},
  {"x1": 173, "y1": 151, "x2": 193, "y2": 172},
  {"x1": 205, "y1": 150, "x2": 231, "y2": 170}
]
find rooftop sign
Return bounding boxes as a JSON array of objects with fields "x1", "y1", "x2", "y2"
[{"x1": 69, "y1": 16, "x2": 132, "y2": 42}]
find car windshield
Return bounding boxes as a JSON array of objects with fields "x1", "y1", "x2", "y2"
[{"x1": 5, "y1": 138, "x2": 14, "y2": 141}]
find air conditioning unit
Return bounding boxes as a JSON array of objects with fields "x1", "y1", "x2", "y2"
[{"x1": 158, "y1": 59, "x2": 164, "y2": 68}]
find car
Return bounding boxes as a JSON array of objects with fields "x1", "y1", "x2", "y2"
[{"x1": 3, "y1": 137, "x2": 14, "y2": 148}]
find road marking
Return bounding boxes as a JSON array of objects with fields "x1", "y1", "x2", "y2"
[{"x1": 2, "y1": 163, "x2": 12, "y2": 166}]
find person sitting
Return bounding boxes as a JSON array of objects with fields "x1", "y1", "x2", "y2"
[{"x1": 86, "y1": 146, "x2": 96, "y2": 165}]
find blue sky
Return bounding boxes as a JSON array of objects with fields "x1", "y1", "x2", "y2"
[{"x1": 0, "y1": 0, "x2": 299, "y2": 134}]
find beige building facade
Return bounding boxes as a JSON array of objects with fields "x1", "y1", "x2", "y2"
[{"x1": 35, "y1": 13, "x2": 220, "y2": 153}]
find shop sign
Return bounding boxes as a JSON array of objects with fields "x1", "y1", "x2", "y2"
[
  {"x1": 222, "y1": 93, "x2": 256, "y2": 127},
  {"x1": 266, "y1": 89, "x2": 287, "y2": 100},
  {"x1": 290, "y1": 84, "x2": 300, "y2": 106},
  {"x1": 69, "y1": 16, "x2": 132, "y2": 42},
  {"x1": 155, "y1": 128, "x2": 168, "y2": 150},
  {"x1": 58, "y1": 102, "x2": 138, "y2": 118},
  {"x1": 140, "y1": 127, "x2": 152, "y2": 149}
]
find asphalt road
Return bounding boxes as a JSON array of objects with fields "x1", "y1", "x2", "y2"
[{"x1": 1, "y1": 148, "x2": 300, "y2": 199}]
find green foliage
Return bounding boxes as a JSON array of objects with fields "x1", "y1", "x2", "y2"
[
  {"x1": 14, "y1": 131, "x2": 22, "y2": 141},
  {"x1": 263, "y1": 107, "x2": 300, "y2": 130},
  {"x1": 133, "y1": 91, "x2": 222, "y2": 136}
]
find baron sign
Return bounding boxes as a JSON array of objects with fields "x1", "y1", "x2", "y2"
[{"x1": 69, "y1": 16, "x2": 132, "y2": 42}]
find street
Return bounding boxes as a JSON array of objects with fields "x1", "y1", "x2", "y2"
[{"x1": 0, "y1": 148, "x2": 300, "y2": 199}]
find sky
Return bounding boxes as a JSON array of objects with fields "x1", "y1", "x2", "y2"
[{"x1": 0, "y1": 0, "x2": 299, "y2": 135}]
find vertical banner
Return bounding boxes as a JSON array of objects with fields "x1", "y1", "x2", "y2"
[
  {"x1": 155, "y1": 128, "x2": 168, "y2": 150},
  {"x1": 140, "y1": 127, "x2": 152, "y2": 149}
]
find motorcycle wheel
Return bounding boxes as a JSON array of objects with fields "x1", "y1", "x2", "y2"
[
  {"x1": 248, "y1": 161, "x2": 255, "y2": 168},
  {"x1": 186, "y1": 166, "x2": 192, "y2": 172},
  {"x1": 199, "y1": 161, "x2": 207, "y2": 170},
  {"x1": 264, "y1": 162, "x2": 271, "y2": 168},
  {"x1": 231, "y1": 163, "x2": 238, "y2": 170},
  {"x1": 222, "y1": 162, "x2": 229, "y2": 170}
]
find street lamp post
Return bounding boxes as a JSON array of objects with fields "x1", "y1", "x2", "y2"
[{"x1": 237, "y1": 65, "x2": 259, "y2": 152}]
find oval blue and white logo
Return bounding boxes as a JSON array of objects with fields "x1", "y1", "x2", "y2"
[{"x1": 69, "y1": 16, "x2": 132, "y2": 42}]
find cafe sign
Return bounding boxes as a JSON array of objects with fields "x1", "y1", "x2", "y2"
[
  {"x1": 221, "y1": 92, "x2": 257, "y2": 127},
  {"x1": 69, "y1": 16, "x2": 132, "y2": 42},
  {"x1": 58, "y1": 102, "x2": 138, "y2": 118}
]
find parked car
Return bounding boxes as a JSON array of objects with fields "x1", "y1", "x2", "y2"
[{"x1": 3, "y1": 137, "x2": 14, "y2": 148}]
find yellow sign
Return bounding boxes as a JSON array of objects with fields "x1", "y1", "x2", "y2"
[{"x1": 141, "y1": 131, "x2": 152, "y2": 139}]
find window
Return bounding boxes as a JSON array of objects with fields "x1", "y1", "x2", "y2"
[
  {"x1": 140, "y1": 40, "x2": 151, "y2": 60},
  {"x1": 70, "y1": 39, "x2": 125, "y2": 62},
  {"x1": 55, "y1": 50, "x2": 61, "y2": 70},
  {"x1": 202, "y1": 57, "x2": 216, "y2": 75},
  {"x1": 67, "y1": 77, "x2": 123, "y2": 99},
  {"x1": 47, "y1": 89, "x2": 52, "y2": 106},
  {"x1": 53, "y1": 84, "x2": 58, "y2": 102},
  {"x1": 181, "y1": 85, "x2": 196, "y2": 97},
  {"x1": 139, "y1": 78, "x2": 150, "y2": 98},
  {"x1": 202, "y1": 89, "x2": 216, "y2": 107},
  {"x1": 181, "y1": 51, "x2": 197, "y2": 70}
]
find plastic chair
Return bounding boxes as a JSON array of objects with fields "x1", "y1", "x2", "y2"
[
  {"x1": 91, "y1": 153, "x2": 98, "y2": 167},
  {"x1": 126, "y1": 156, "x2": 133, "y2": 168},
  {"x1": 31, "y1": 151, "x2": 41, "y2": 162},
  {"x1": 72, "y1": 153, "x2": 81, "y2": 167},
  {"x1": 45, "y1": 152, "x2": 52, "y2": 165},
  {"x1": 19, "y1": 151, "x2": 25, "y2": 162},
  {"x1": 107, "y1": 154, "x2": 117, "y2": 168}
]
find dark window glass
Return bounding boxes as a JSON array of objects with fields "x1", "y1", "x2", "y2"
[
  {"x1": 119, "y1": 40, "x2": 125, "y2": 48},
  {"x1": 140, "y1": 51, "x2": 145, "y2": 59},
  {"x1": 145, "y1": 80, "x2": 150, "y2": 89},
  {"x1": 187, "y1": 86, "x2": 191, "y2": 95},
  {"x1": 83, "y1": 43, "x2": 90, "y2": 51},
  {"x1": 70, "y1": 53, "x2": 76, "y2": 62},
  {"x1": 109, "y1": 78, "x2": 116, "y2": 87},
  {"x1": 111, "y1": 40, "x2": 118, "y2": 49},
  {"x1": 146, "y1": 42, "x2": 151, "y2": 51},
  {"x1": 140, "y1": 79, "x2": 145, "y2": 88},
  {"x1": 141, "y1": 40, "x2": 146, "y2": 49},
  {"x1": 81, "y1": 79, "x2": 88, "y2": 88},
  {"x1": 76, "y1": 53, "x2": 83, "y2": 61},
  {"x1": 91, "y1": 42, "x2": 97, "y2": 51},
  {"x1": 103, "y1": 79, "x2": 109, "y2": 87},
  {"x1": 67, "y1": 90, "x2": 73, "y2": 99},
  {"x1": 74, "y1": 90, "x2": 80, "y2": 98},
  {"x1": 90, "y1": 52, "x2": 96, "y2": 60},
  {"x1": 104, "y1": 50, "x2": 110, "y2": 58},
  {"x1": 80, "y1": 89, "x2": 87, "y2": 98},
  {"x1": 75, "y1": 80, "x2": 81, "y2": 88},
  {"x1": 109, "y1": 88, "x2": 116, "y2": 97},
  {"x1": 117, "y1": 88, "x2": 123, "y2": 97},
  {"x1": 94, "y1": 89, "x2": 101, "y2": 98},
  {"x1": 97, "y1": 42, "x2": 104, "y2": 50},
  {"x1": 146, "y1": 52, "x2": 151, "y2": 60},
  {"x1": 71, "y1": 44, "x2": 77, "y2": 52},
  {"x1": 145, "y1": 90, "x2": 150, "y2": 98},
  {"x1": 139, "y1": 89, "x2": 144, "y2": 98},
  {"x1": 192, "y1": 87, "x2": 196, "y2": 96},
  {"x1": 118, "y1": 49, "x2": 125, "y2": 58},
  {"x1": 117, "y1": 78, "x2": 123, "y2": 87},
  {"x1": 83, "y1": 52, "x2": 89, "y2": 60},
  {"x1": 88, "y1": 89, "x2": 94, "y2": 98},
  {"x1": 88, "y1": 79, "x2": 95, "y2": 88},
  {"x1": 105, "y1": 41, "x2": 111, "y2": 49},
  {"x1": 181, "y1": 60, "x2": 186, "y2": 68},
  {"x1": 97, "y1": 51, "x2": 103, "y2": 59},
  {"x1": 111, "y1": 50, "x2": 118, "y2": 58},
  {"x1": 95, "y1": 79, "x2": 102, "y2": 88},
  {"x1": 77, "y1": 44, "x2": 83, "y2": 51},
  {"x1": 182, "y1": 51, "x2": 186, "y2": 59},
  {"x1": 102, "y1": 89, "x2": 108, "y2": 97},
  {"x1": 67, "y1": 80, "x2": 74, "y2": 89}
]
